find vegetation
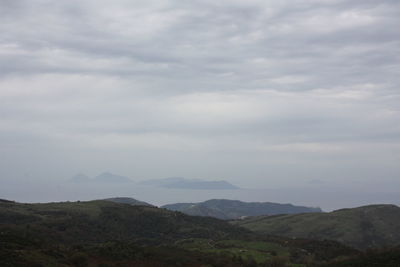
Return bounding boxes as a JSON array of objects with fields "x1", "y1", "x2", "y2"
[
  {"x1": 102, "y1": 197, "x2": 153, "y2": 206},
  {"x1": 233, "y1": 204, "x2": 400, "y2": 250},
  {"x1": 1, "y1": 199, "x2": 398, "y2": 266},
  {"x1": 315, "y1": 247, "x2": 400, "y2": 267},
  {"x1": 0, "y1": 200, "x2": 247, "y2": 245},
  {"x1": 162, "y1": 199, "x2": 321, "y2": 220}
]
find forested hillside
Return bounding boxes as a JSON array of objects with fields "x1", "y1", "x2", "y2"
[{"x1": 234, "y1": 204, "x2": 400, "y2": 250}]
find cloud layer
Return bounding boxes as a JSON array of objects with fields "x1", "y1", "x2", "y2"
[{"x1": 0, "y1": 0, "x2": 399, "y2": 189}]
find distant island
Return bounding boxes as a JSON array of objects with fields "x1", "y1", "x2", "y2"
[
  {"x1": 68, "y1": 174, "x2": 238, "y2": 189},
  {"x1": 69, "y1": 172, "x2": 133, "y2": 183},
  {"x1": 162, "y1": 199, "x2": 321, "y2": 220},
  {"x1": 139, "y1": 177, "x2": 239, "y2": 190}
]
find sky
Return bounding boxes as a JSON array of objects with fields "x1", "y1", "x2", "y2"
[{"x1": 1, "y1": 0, "x2": 400, "y2": 202}]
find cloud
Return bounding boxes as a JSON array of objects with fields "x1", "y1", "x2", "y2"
[{"x1": 0, "y1": 0, "x2": 399, "y2": 189}]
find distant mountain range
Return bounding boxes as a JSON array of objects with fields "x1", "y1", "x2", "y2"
[
  {"x1": 233, "y1": 204, "x2": 400, "y2": 250},
  {"x1": 69, "y1": 172, "x2": 133, "y2": 183},
  {"x1": 162, "y1": 199, "x2": 322, "y2": 220},
  {"x1": 139, "y1": 177, "x2": 239, "y2": 190}
]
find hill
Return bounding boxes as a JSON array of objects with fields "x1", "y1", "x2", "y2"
[
  {"x1": 139, "y1": 177, "x2": 239, "y2": 190},
  {"x1": 162, "y1": 199, "x2": 322, "y2": 220},
  {"x1": 0, "y1": 199, "x2": 360, "y2": 266},
  {"x1": 0, "y1": 199, "x2": 245, "y2": 245},
  {"x1": 233, "y1": 204, "x2": 400, "y2": 250},
  {"x1": 102, "y1": 197, "x2": 153, "y2": 206}
]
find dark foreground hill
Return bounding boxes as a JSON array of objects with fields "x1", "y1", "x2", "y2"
[
  {"x1": 162, "y1": 199, "x2": 322, "y2": 220},
  {"x1": 0, "y1": 199, "x2": 366, "y2": 266},
  {"x1": 319, "y1": 246, "x2": 400, "y2": 267},
  {"x1": 233, "y1": 204, "x2": 400, "y2": 250},
  {"x1": 0, "y1": 199, "x2": 245, "y2": 245}
]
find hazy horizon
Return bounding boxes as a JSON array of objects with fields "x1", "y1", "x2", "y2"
[
  {"x1": 2, "y1": 171, "x2": 399, "y2": 212},
  {"x1": 1, "y1": 1, "x2": 399, "y2": 210}
]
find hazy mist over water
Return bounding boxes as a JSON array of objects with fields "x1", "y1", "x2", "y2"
[
  {"x1": 1, "y1": 0, "x2": 400, "y2": 210},
  {"x1": 2, "y1": 178, "x2": 399, "y2": 211}
]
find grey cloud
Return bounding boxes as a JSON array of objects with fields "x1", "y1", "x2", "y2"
[
  {"x1": 2, "y1": 0, "x2": 399, "y2": 94},
  {"x1": 0, "y1": 0, "x2": 399, "y2": 202}
]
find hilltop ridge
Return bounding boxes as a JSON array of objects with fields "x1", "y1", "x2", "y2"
[{"x1": 162, "y1": 199, "x2": 321, "y2": 220}]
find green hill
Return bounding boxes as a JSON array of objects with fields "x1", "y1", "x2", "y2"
[
  {"x1": 102, "y1": 197, "x2": 153, "y2": 206},
  {"x1": 162, "y1": 199, "x2": 322, "y2": 220},
  {"x1": 233, "y1": 204, "x2": 400, "y2": 250},
  {"x1": 0, "y1": 199, "x2": 246, "y2": 245},
  {"x1": 0, "y1": 199, "x2": 360, "y2": 266}
]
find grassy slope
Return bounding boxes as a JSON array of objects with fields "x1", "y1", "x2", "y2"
[
  {"x1": 176, "y1": 238, "x2": 291, "y2": 264},
  {"x1": 233, "y1": 204, "x2": 400, "y2": 249}
]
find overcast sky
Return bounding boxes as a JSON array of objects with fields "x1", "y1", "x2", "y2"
[{"x1": 0, "y1": 0, "x2": 399, "y2": 192}]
